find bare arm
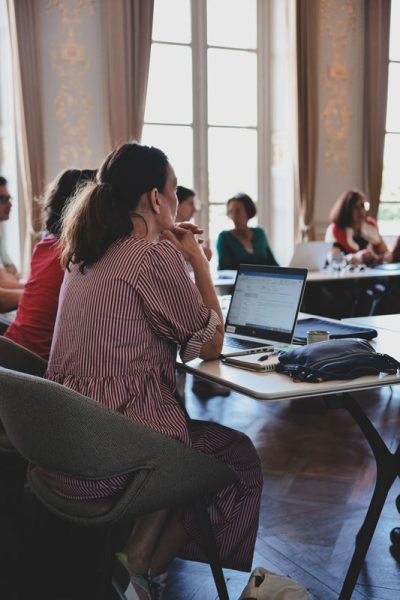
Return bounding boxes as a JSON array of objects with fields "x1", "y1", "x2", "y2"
[
  {"x1": 0, "y1": 268, "x2": 24, "y2": 289},
  {"x1": 0, "y1": 287, "x2": 22, "y2": 312},
  {"x1": 161, "y1": 225, "x2": 224, "y2": 360}
]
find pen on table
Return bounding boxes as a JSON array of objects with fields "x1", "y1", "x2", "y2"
[{"x1": 258, "y1": 351, "x2": 279, "y2": 362}]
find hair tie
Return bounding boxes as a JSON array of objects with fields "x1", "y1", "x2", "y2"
[{"x1": 98, "y1": 181, "x2": 113, "y2": 193}]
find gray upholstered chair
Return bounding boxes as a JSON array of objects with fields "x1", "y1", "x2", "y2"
[{"x1": 0, "y1": 367, "x2": 237, "y2": 599}]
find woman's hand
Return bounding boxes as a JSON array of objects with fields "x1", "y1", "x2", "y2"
[
  {"x1": 161, "y1": 225, "x2": 207, "y2": 264},
  {"x1": 352, "y1": 248, "x2": 379, "y2": 265}
]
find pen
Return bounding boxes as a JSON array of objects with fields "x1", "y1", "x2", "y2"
[{"x1": 258, "y1": 351, "x2": 279, "y2": 361}]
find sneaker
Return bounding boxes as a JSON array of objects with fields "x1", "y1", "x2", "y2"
[
  {"x1": 112, "y1": 553, "x2": 152, "y2": 600},
  {"x1": 149, "y1": 572, "x2": 168, "y2": 600}
]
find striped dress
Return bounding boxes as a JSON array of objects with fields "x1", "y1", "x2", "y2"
[{"x1": 44, "y1": 236, "x2": 262, "y2": 571}]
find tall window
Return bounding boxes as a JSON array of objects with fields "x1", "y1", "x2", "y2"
[
  {"x1": 378, "y1": 0, "x2": 400, "y2": 235},
  {"x1": 0, "y1": 0, "x2": 20, "y2": 268},
  {"x1": 142, "y1": 0, "x2": 264, "y2": 251}
]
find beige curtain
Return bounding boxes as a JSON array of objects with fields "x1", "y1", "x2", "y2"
[
  {"x1": 7, "y1": 0, "x2": 46, "y2": 274},
  {"x1": 295, "y1": 0, "x2": 320, "y2": 241},
  {"x1": 103, "y1": 0, "x2": 154, "y2": 149},
  {"x1": 363, "y1": 0, "x2": 391, "y2": 218}
]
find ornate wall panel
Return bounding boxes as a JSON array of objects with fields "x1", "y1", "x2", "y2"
[{"x1": 41, "y1": 0, "x2": 106, "y2": 179}]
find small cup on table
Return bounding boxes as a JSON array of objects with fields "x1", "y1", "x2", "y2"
[{"x1": 306, "y1": 330, "x2": 330, "y2": 344}]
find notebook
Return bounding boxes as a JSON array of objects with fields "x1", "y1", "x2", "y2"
[
  {"x1": 221, "y1": 264, "x2": 308, "y2": 357},
  {"x1": 222, "y1": 351, "x2": 281, "y2": 372},
  {"x1": 289, "y1": 241, "x2": 332, "y2": 271},
  {"x1": 293, "y1": 317, "x2": 378, "y2": 345}
]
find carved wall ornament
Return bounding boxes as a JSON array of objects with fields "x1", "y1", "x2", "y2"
[
  {"x1": 320, "y1": 0, "x2": 356, "y2": 168},
  {"x1": 46, "y1": 0, "x2": 95, "y2": 168}
]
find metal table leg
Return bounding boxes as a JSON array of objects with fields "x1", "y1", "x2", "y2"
[{"x1": 326, "y1": 393, "x2": 400, "y2": 600}]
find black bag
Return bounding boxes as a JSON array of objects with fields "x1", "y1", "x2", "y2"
[{"x1": 276, "y1": 338, "x2": 400, "y2": 383}]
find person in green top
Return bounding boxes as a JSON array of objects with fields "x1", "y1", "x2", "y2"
[{"x1": 216, "y1": 193, "x2": 278, "y2": 270}]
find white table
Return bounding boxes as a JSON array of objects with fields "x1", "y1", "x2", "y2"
[
  {"x1": 343, "y1": 313, "x2": 400, "y2": 333},
  {"x1": 181, "y1": 321, "x2": 400, "y2": 600}
]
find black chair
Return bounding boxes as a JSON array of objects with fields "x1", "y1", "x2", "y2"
[
  {"x1": 0, "y1": 338, "x2": 47, "y2": 598},
  {"x1": 0, "y1": 367, "x2": 238, "y2": 599}
]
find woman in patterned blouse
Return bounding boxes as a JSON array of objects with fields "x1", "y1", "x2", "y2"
[{"x1": 44, "y1": 143, "x2": 262, "y2": 599}]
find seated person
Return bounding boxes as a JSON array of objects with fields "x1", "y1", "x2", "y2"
[
  {"x1": 42, "y1": 143, "x2": 262, "y2": 598},
  {"x1": 0, "y1": 176, "x2": 24, "y2": 310},
  {"x1": 176, "y1": 185, "x2": 198, "y2": 221},
  {"x1": 177, "y1": 185, "x2": 212, "y2": 261},
  {"x1": 216, "y1": 193, "x2": 278, "y2": 270},
  {"x1": 4, "y1": 169, "x2": 96, "y2": 358},
  {"x1": 325, "y1": 189, "x2": 389, "y2": 265},
  {"x1": 385, "y1": 236, "x2": 400, "y2": 263}
]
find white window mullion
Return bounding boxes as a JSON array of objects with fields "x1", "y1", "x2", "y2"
[
  {"x1": 191, "y1": 0, "x2": 209, "y2": 235},
  {"x1": 257, "y1": 0, "x2": 271, "y2": 234}
]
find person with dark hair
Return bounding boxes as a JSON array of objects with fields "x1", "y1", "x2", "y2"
[
  {"x1": 4, "y1": 169, "x2": 96, "y2": 358},
  {"x1": 43, "y1": 143, "x2": 262, "y2": 599},
  {"x1": 0, "y1": 175, "x2": 24, "y2": 302},
  {"x1": 325, "y1": 189, "x2": 389, "y2": 265},
  {"x1": 216, "y1": 192, "x2": 278, "y2": 270},
  {"x1": 176, "y1": 185, "x2": 197, "y2": 221}
]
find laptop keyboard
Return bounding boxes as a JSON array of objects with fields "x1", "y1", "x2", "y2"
[{"x1": 224, "y1": 337, "x2": 267, "y2": 350}]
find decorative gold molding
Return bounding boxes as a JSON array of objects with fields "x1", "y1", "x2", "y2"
[
  {"x1": 46, "y1": 0, "x2": 95, "y2": 168},
  {"x1": 320, "y1": 0, "x2": 356, "y2": 168}
]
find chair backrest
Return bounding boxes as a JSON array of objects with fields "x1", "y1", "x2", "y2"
[
  {"x1": 0, "y1": 368, "x2": 238, "y2": 520},
  {"x1": 0, "y1": 336, "x2": 47, "y2": 376}
]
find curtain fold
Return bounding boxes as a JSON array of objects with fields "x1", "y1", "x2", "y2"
[
  {"x1": 295, "y1": 0, "x2": 320, "y2": 241},
  {"x1": 363, "y1": 0, "x2": 391, "y2": 218},
  {"x1": 103, "y1": 0, "x2": 154, "y2": 150},
  {"x1": 7, "y1": 0, "x2": 46, "y2": 274}
]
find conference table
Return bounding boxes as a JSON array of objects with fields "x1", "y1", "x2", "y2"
[
  {"x1": 214, "y1": 265, "x2": 400, "y2": 290},
  {"x1": 180, "y1": 313, "x2": 400, "y2": 600}
]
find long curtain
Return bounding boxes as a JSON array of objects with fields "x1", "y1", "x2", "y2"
[
  {"x1": 363, "y1": 0, "x2": 391, "y2": 218},
  {"x1": 103, "y1": 0, "x2": 154, "y2": 149},
  {"x1": 295, "y1": 0, "x2": 320, "y2": 241},
  {"x1": 7, "y1": 0, "x2": 46, "y2": 274}
]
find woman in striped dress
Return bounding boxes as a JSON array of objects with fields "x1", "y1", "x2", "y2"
[{"x1": 45, "y1": 142, "x2": 262, "y2": 599}]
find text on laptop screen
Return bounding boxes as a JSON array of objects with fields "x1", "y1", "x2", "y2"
[{"x1": 227, "y1": 271, "x2": 305, "y2": 334}]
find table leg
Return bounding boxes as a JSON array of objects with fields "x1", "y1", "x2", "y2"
[{"x1": 327, "y1": 393, "x2": 400, "y2": 600}]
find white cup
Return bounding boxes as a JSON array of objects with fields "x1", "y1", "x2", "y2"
[{"x1": 307, "y1": 330, "x2": 330, "y2": 344}]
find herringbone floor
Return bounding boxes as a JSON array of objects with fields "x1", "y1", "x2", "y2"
[{"x1": 164, "y1": 375, "x2": 400, "y2": 600}]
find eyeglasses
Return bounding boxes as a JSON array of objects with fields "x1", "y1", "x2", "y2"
[{"x1": 0, "y1": 195, "x2": 11, "y2": 204}]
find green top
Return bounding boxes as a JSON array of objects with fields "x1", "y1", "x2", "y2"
[{"x1": 216, "y1": 227, "x2": 278, "y2": 270}]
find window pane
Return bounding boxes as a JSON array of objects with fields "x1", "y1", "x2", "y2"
[
  {"x1": 389, "y1": 0, "x2": 400, "y2": 61},
  {"x1": 380, "y1": 134, "x2": 400, "y2": 202},
  {"x1": 207, "y1": 0, "x2": 257, "y2": 49},
  {"x1": 386, "y1": 63, "x2": 400, "y2": 132},
  {"x1": 141, "y1": 124, "x2": 193, "y2": 188},
  {"x1": 145, "y1": 44, "x2": 192, "y2": 124},
  {"x1": 208, "y1": 49, "x2": 257, "y2": 126},
  {"x1": 208, "y1": 203, "x2": 232, "y2": 243},
  {"x1": 152, "y1": 0, "x2": 191, "y2": 44},
  {"x1": 208, "y1": 127, "x2": 257, "y2": 205}
]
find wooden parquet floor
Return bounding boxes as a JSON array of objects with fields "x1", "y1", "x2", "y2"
[{"x1": 164, "y1": 375, "x2": 400, "y2": 600}]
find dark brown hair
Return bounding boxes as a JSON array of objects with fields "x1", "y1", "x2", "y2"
[
  {"x1": 227, "y1": 193, "x2": 257, "y2": 219},
  {"x1": 330, "y1": 189, "x2": 366, "y2": 228},
  {"x1": 61, "y1": 142, "x2": 169, "y2": 272},
  {"x1": 44, "y1": 169, "x2": 96, "y2": 237}
]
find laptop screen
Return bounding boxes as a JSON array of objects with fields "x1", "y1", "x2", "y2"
[{"x1": 225, "y1": 264, "x2": 308, "y2": 344}]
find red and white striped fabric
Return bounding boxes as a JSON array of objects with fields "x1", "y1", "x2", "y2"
[{"x1": 43, "y1": 236, "x2": 262, "y2": 571}]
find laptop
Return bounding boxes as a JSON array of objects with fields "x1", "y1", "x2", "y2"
[
  {"x1": 289, "y1": 241, "x2": 331, "y2": 271},
  {"x1": 220, "y1": 264, "x2": 308, "y2": 357}
]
